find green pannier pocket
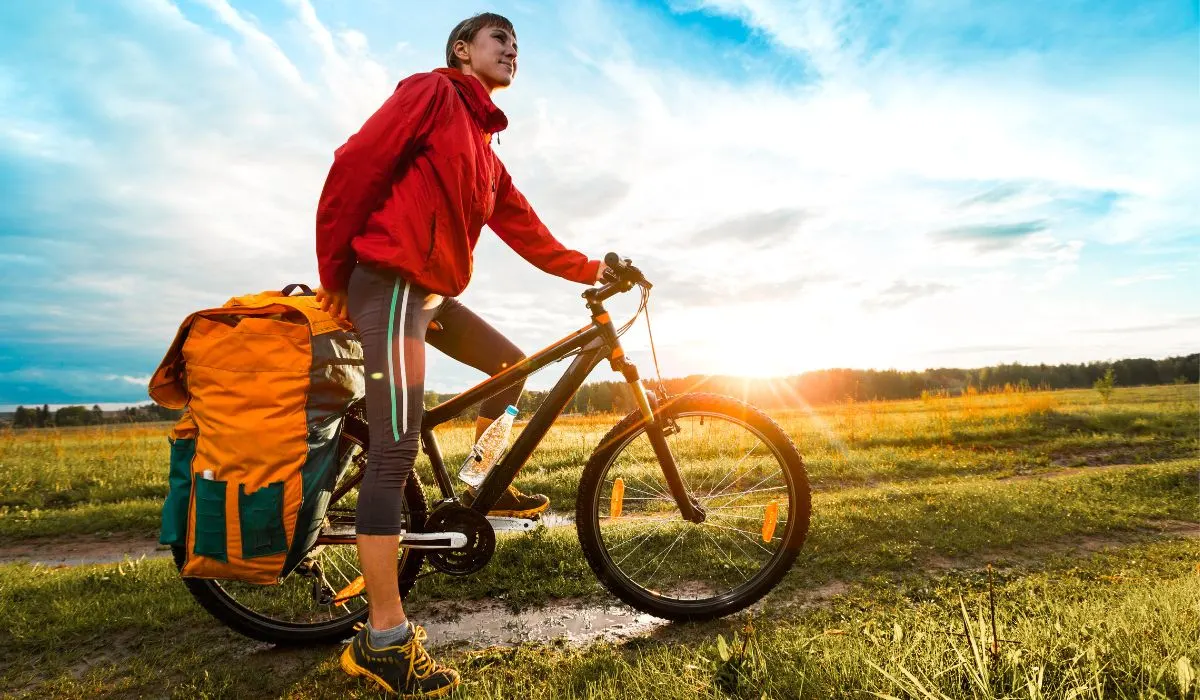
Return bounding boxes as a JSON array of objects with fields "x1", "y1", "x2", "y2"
[
  {"x1": 159, "y1": 437, "x2": 195, "y2": 546},
  {"x1": 193, "y1": 477, "x2": 228, "y2": 561},
  {"x1": 239, "y1": 482, "x2": 287, "y2": 559}
]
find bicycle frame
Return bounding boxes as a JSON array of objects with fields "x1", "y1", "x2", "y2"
[
  {"x1": 325, "y1": 282, "x2": 706, "y2": 529},
  {"x1": 422, "y1": 320, "x2": 610, "y2": 512}
]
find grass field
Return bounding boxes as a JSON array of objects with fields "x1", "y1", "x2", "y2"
[{"x1": 0, "y1": 385, "x2": 1196, "y2": 698}]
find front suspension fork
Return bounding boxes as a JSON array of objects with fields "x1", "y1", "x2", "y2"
[{"x1": 615, "y1": 355, "x2": 706, "y2": 524}]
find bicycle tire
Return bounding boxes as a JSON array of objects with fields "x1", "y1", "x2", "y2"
[
  {"x1": 576, "y1": 393, "x2": 810, "y2": 622},
  {"x1": 173, "y1": 414, "x2": 428, "y2": 646}
]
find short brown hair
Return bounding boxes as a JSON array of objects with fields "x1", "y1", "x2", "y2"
[{"x1": 445, "y1": 13, "x2": 515, "y2": 69}]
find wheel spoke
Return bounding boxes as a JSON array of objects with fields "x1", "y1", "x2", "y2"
[
  {"x1": 589, "y1": 404, "x2": 806, "y2": 618},
  {"x1": 700, "y1": 520, "x2": 776, "y2": 553},
  {"x1": 702, "y1": 443, "x2": 761, "y2": 499},
  {"x1": 612, "y1": 516, "x2": 680, "y2": 567},
  {"x1": 706, "y1": 521, "x2": 764, "y2": 573},
  {"x1": 625, "y1": 472, "x2": 675, "y2": 502},
  {"x1": 627, "y1": 526, "x2": 689, "y2": 582},
  {"x1": 698, "y1": 527, "x2": 749, "y2": 582},
  {"x1": 705, "y1": 470, "x2": 784, "y2": 509}
]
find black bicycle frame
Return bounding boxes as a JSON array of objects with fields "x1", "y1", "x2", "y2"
[
  {"x1": 422, "y1": 284, "x2": 705, "y2": 522},
  {"x1": 419, "y1": 321, "x2": 609, "y2": 512},
  {"x1": 326, "y1": 283, "x2": 706, "y2": 529}
]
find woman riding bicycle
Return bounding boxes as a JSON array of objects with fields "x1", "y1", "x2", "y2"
[{"x1": 314, "y1": 12, "x2": 605, "y2": 697}]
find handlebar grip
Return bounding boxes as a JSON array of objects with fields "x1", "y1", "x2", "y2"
[{"x1": 602, "y1": 252, "x2": 650, "y2": 289}]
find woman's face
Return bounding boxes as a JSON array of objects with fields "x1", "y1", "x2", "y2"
[{"x1": 458, "y1": 25, "x2": 518, "y2": 92}]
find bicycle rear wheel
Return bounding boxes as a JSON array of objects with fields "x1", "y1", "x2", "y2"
[
  {"x1": 174, "y1": 412, "x2": 427, "y2": 645},
  {"x1": 576, "y1": 393, "x2": 810, "y2": 622}
]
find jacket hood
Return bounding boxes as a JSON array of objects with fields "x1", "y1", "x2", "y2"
[{"x1": 432, "y1": 67, "x2": 509, "y2": 134}]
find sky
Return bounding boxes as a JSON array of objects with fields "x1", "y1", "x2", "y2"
[{"x1": 0, "y1": 0, "x2": 1197, "y2": 409}]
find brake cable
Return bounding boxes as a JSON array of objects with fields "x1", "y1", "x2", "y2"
[{"x1": 642, "y1": 290, "x2": 670, "y2": 400}]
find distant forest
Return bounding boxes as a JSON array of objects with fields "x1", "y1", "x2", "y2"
[
  {"x1": 4, "y1": 354, "x2": 1195, "y2": 428},
  {"x1": 6, "y1": 403, "x2": 183, "y2": 429},
  {"x1": 450, "y1": 353, "x2": 1199, "y2": 416}
]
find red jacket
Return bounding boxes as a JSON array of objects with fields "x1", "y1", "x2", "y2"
[{"x1": 316, "y1": 68, "x2": 600, "y2": 295}]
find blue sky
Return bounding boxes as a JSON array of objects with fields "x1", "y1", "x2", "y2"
[{"x1": 0, "y1": 0, "x2": 1196, "y2": 409}]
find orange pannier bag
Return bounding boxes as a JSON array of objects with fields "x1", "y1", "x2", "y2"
[{"x1": 148, "y1": 284, "x2": 364, "y2": 584}]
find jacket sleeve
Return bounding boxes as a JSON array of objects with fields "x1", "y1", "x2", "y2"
[
  {"x1": 315, "y1": 73, "x2": 453, "y2": 292},
  {"x1": 488, "y1": 160, "x2": 601, "y2": 285}
]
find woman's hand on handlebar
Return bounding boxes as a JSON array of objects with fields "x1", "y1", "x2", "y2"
[
  {"x1": 315, "y1": 286, "x2": 349, "y2": 322},
  {"x1": 594, "y1": 261, "x2": 609, "y2": 284}
]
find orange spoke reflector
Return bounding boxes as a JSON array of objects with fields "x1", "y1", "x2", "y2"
[
  {"x1": 332, "y1": 575, "x2": 366, "y2": 605},
  {"x1": 762, "y1": 501, "x2": 779, "y2": 543},
  {"x1": 610, "y1": 478, "x2": 625, "y2": 519}
]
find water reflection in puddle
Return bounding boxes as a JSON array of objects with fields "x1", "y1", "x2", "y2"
[{"x1": 407, "y1": 599, "x2": 666, "y2": 649}]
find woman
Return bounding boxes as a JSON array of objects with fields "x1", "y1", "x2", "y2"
[{"x1": 314, "y1": 12, "x2": 605, "y2": 698}]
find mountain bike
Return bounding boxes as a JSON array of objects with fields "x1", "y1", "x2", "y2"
[{"x1": 173, "y1": 253, "x2": 811, "y2": 645}]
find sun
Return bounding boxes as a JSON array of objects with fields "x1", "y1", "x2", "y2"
[{"x1": 657, "y1": 301, "x2": 907, "y2": 379}]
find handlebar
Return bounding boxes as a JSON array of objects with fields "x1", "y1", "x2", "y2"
[
  {"x1": 582, "y1": 252, "x2": 650, "y2": 305},
  {"x1": 602, "y1": 252, "x2": 651, "y2": 290}
]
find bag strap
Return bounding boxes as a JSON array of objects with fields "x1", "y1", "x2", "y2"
[{"x1": 281, "y1": 284, "x2": 315, "y2": 297}]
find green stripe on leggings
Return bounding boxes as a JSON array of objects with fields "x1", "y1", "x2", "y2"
[{"x1": 386, "y1": 279, "x2": 400, "y2": 442}]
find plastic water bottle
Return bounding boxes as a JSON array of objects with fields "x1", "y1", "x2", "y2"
[{"x1": 457, "y1": 405, "x2": 519, "y2": 487}]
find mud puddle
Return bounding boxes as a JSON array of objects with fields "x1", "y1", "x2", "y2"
[
  {"x1": 0, "y1": 536, "x2": 171, "y2": 567},
  {"x1": 404, "y1": 598, "x2": 666, "y2": 649}
]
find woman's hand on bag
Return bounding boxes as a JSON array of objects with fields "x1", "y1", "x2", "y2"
[{"x1": 315, "y1": 287, "x2": 349, "y2": 322}]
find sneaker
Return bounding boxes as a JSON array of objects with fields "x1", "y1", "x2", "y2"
[
  {"x1": 462, "y1": 484, "x2": 550, "y2": 517},
  {"x1": 340, "y1": 622, "x2": 459, "y2": 698}
]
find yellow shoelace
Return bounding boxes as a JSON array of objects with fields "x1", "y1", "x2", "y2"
[{"x1": 405, "y1": 625, "x2": 438, "y2": 680}]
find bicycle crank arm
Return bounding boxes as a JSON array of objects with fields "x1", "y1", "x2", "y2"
[
  {"x1": 398, "y1": 531, "x2": 469, "y2": 550},
  {"x1": 314, "y1": 530, "x2": 469, "y2": 549},
  {"x1": 485, "y1": 516, "x2": 538, "y2": 533}
]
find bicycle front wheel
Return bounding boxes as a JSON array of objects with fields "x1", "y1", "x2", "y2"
[{"x1": 576, "y1": 393, "x2": 810, "y2": 622}]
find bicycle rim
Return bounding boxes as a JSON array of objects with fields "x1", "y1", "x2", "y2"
[{"x1": 589, "y1": 408, "x2": 799, "y2": 612}]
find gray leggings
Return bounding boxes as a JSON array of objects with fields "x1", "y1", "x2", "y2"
[{"x1": 346, "y1": 263, "x2": 525, "y2": 535}]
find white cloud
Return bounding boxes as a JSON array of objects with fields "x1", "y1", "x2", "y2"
[
  {"x1": 2, "y1": 0, "x2": 1195, "y2": 398},
  {"x1": 1111, "y1": 273, "x2": 1173, "y2": 287}
]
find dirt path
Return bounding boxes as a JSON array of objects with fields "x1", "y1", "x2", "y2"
[
  {"x1": 0, "y1": 535, "x2": 171, "y2": 567},
  {"x1": 995, "y1": 461, "x2": 1174, "y2": 482},
  {"x1": 923, "y1": 520, "x2": 1200, "y2": 571}
]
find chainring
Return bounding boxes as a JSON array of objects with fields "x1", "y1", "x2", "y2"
[{"x1": 423, "y1": 503, "x2": 495, "y2": 575}]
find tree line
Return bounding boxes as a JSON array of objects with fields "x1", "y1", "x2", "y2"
[
  {"x1": 642, "y1": 354, "x2": 1198, "y2": 411},
  {"x1": 5, "y1": 354, "x2": 1195, "y2": 428},
  {"x1": 436, "y1": 354, "x2": 1199, "y2": 416},
  {"x1": 7, "y1": 403, "x2": 184, "y2": 428}
]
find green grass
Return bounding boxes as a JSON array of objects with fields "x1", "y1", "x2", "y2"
[
  {"x1": 409, "y1": 458, "x2": 1197, "y2": 606},
  {"x1": 1, "y1": 386, "x2": 1193, "y2": 538},
  {"x1": 1, "y1": 537, "x2": 1195, "y2": 698},
  {"x1": 0, "y1": 499, "x2": 162, "y2": 540},
  {"x1": 0, "y1": 384, "x2": 1195, "y2": 697}
]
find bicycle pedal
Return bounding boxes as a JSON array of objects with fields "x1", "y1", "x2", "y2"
[
  {"x1": 486, "y1": 516, "x2": 538, "y2": 533},
  {"x1": 398, "y1": 531, "x2": 469, "y2": 550}
]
